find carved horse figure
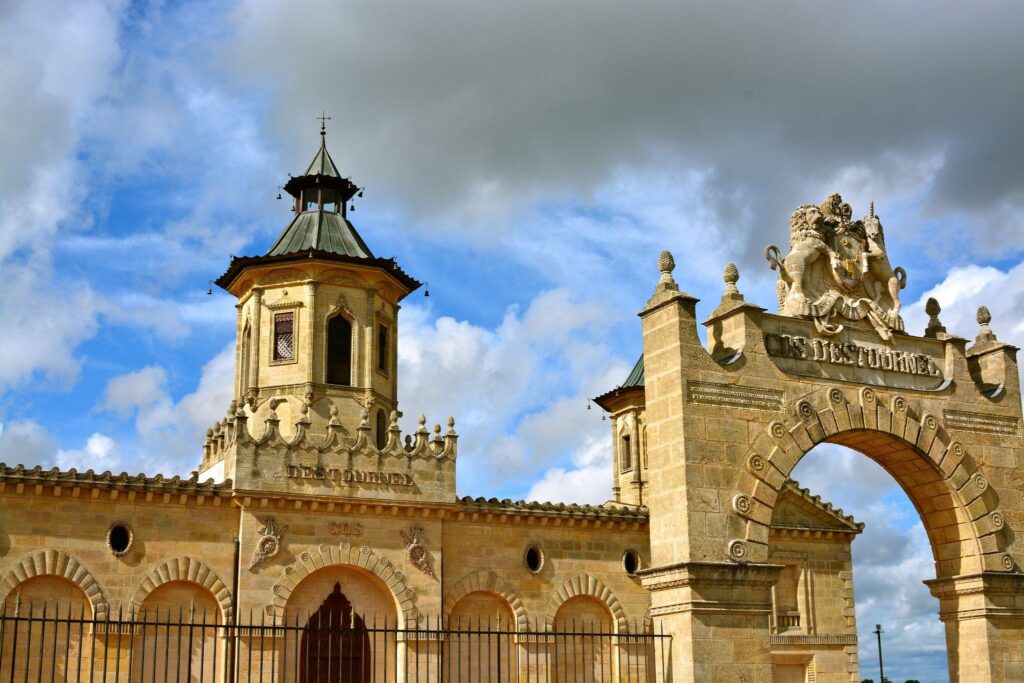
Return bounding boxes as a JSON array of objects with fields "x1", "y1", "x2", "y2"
[{"x1": 863, "y1": 210, "x2": 906, "y2": 322}]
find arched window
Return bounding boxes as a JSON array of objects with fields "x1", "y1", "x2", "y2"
[
  {"x1": 326, "y1": 315, "x2": 352, "y2": 386},
  {"x1": 620, "y1": 434, "x2": 632, "y2": 471},
  {"x1": 375, "y1": 409, "x2": 388, "y2": 450}
]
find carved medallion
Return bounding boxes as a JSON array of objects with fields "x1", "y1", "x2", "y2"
[
  {"x1": 250, "y1": 518, "x2": 288, "y2": 570},
  {"x1": 400, "y1": 525, "x2": 435, "y2": 578}
]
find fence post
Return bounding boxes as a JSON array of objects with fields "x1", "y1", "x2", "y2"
[{"x1": 226, "y1": 536, "x2": 240, "y2": 683}]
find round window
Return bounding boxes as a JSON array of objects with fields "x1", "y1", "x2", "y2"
[
  {"x1": 524, "y1": 545, "x2": 544, "y2": 574},
  {"x1": 107, "y1": 523, "x2": 133, "y2": 557},
  {"x1": 623, "y1": 549, "x2": 641, "y2": 576}
]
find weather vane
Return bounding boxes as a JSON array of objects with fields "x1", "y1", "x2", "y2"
[{"x1": 317, "y1": 111, "x2": 331, "y2": 134}]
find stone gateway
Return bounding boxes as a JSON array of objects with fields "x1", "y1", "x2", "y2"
[{"x1": 1, "y1": 125, "x2": 1021, "y2": 683}]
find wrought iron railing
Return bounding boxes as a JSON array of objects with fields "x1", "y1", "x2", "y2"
[{"x1": 0, "y1": 601, "x2": 671, "y2": 682}]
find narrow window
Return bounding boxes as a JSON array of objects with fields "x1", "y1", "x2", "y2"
[
  {"x1": 326, "y1": 315, "x2": 352, "y2": 385},
  {"x1": 375, "y1": 409, "x2": 388, "y2": 450},
  {"x1": 377, "y1": 323, "x2": 389, "y2": 374},
  {"x1": 621, "y1": 434, "x2": 632, "y2": 471},
  {"x1": 273, "y1": 312, "x2": 294, "y2": 361}
]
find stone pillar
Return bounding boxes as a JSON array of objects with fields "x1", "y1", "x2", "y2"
[
  {"x1": 250, "y1": 287, "x2": 263, "y2": 393},
  {"x1": 926, "y1": 572, "x2": 1024, "y2": 682},
  {"x1": 638, "y1": 251, "x2": 779, "y2": 682},
  {"x1": 304, "y1": 280, "x2": 318, "y2": 384}
]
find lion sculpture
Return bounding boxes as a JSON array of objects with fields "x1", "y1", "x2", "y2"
[{"x1": 766, "y1": 194, "x2": 906, "y2": 340}]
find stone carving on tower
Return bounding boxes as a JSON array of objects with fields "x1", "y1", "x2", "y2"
[{"x1": 765, "y1": 193, "x2": 907, "y2": 340}]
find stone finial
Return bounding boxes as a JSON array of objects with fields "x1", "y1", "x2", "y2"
[
  {"x1": 924, "y1": 297, "x2": 946, "y2": 338},
  {"x1": 976, "y1": 306, "x2": 997, "y2": 342},
  {"x1": 723, "y1": 262, "x2": 741, "y2": 297},
  {"x1": 659, "y1": 250, "x2": 675, "y2": 275},
  {"x1": 653, "y1": 250, "x2": 680, "y2": 294}
]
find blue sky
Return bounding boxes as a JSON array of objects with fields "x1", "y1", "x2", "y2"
[{"x1": 2, "y1": 2, "x2": 1023, "y2": 680}]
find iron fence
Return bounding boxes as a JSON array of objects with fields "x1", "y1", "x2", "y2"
[{"x1": 0, "y1": 600, "x2": 671, "y2": 682}]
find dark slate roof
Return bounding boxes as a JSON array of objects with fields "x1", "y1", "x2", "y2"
[
  {"x1": 303, "y1": 138, "x2": 342, "y2": 178},
  {"x1": 622, "y1": 355, "x2": 644, "y2": 387},
  {"x1": 266, "y1": 211, "x2": 374, "y2": 258},
  {"x1": 593, "y1": 355, "x2": 645, "y2": 410}
]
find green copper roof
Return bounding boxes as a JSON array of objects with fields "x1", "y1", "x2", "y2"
[
  {"x1": 265, "y1": 211, "x2": 375, "y2": 258},
  {"x1": 623, "y1": 355, "x2": 644, "y2": 387},
  {"x1": 303, "y1": 134, "x2": 342, "y2": 178}
]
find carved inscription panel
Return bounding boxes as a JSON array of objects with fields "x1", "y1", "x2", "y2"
[{"x1": 761, "y1": 315, "x2": 947, "y2": 391}]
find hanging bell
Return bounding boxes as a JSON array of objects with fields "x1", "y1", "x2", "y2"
[
  {"x1": 276, "y1": 192, "x2": 282, "y2": 200},
  {"x1": 350, "y1": 203, "x2": 356, "y2": 212}
]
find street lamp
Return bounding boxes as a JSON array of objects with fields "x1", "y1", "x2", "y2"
[{"x1": 874, "y1": 623, "x2": 885, "y2": 682}]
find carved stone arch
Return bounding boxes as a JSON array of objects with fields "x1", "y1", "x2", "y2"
[
  {"x1": 267, "y1": 543, "x2": 416, "y2": 626},
  {"x1": 258, "y1": 267, "x2": 311, "y2": 287},
  {"x1": 0, "y1": 549, "x2": 109, "y2": 617},
  {"x1": 131, "y1": 557, "x2": 233, "y2": 622},
  {"x1": 545, "y1": 573, "x2": 627, "y2": 633},
  {"x1": 317, "y1": 268, "x2": 371, "y2": 289},
  {"x1": 731, "y1": 386, "x2": 1011, "y2": 575},
  {"x1": 443, "y1": 569, "x2": 529, "y2": 631}
]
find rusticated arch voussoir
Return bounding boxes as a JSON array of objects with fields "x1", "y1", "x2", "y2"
[
  {"x1": 444, "y1": 569, "x2": 529, "y2": 631},
  {"x1": 728, "y1": 386, "x2": 1012, "y2": 574},
  {"x1": 131, "y1": 556, "x2": 233, "y2": 622},
  {"x1": 0, "y1": 549, "x2": 109, "y2": 617},
  {"x1": 267, "y1": 542, "x2": 416, "y2": 626},
  {"x1": 545, "y1": 573, "x2": 627, "y2": 633}
]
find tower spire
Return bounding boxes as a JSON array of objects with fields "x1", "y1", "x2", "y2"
[{"x1": 317, "y1": 111, "x2": 331, "y2": 138}]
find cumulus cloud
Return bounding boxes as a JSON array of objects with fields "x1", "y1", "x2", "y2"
[
  {"x1": 399, "y1": 290, "x2": 628, "y2": 495},
  {"x1": 91, "y1": 344, "x2": 235, "y2": 475},
  {"x1": 0, "y1": 419, "x2": 59, "y2": 468},
  {"x1": 526, "y1": 436, "x2": 612, "y2": 505},
  {"x1": 56, "y1": 433, "x2": 121, "y2": 473}
]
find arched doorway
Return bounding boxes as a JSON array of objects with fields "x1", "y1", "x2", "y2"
[
  {"x1": 300, "y1": 583, "x2": 371, "y2": 683},
  {"x1": 132, "y1": 580, "x2": 221, "y2": 683},
  {"x1": 786, "y1": 442, "x2": 949, "y2": 681},
  {"x1": 552, "y1": 596, "x2": 613, "y2": 683},
  {"x1": 281, "y1": 564, "x2": 399, "y2": 683},
  {"x1": 445, "y1": 591, "x2": 516, "y2": 682},
  {"x1": 0, "y1": 575, "x2": 92, "y2": 682}
]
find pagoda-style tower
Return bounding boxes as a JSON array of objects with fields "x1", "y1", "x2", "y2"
[{"x1": 200, "y1": 124, "x2": 426, "y2": 489}]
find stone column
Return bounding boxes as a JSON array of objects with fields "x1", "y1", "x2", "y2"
[
  {"x1": 250, "y1": 287, "x2": 263, "y2": 393},
  {"x1": 304, "y1": 280, "x2": 318, "y2": 385},
  {"x1": 926, "y1": 572, "x2": 1024, "y2": 682},
  {"x1": 638, "y1": 251, "x2": 779, "y2": 682}
]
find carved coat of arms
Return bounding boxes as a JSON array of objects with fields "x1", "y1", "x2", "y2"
[
  {"x1": 250, "y1": 518, "x2": 288, "y2": 570},
  {"x1": 400, "y1": 525, "x2": 435, "y2": 577},
  {"x1": 766, "y1": 194, "x2": 906, "y2": 341}
]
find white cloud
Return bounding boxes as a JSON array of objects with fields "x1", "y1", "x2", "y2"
[
  {"x1": 526, "y1": 436, "x2": 612, "y2": 505},
  {"x1": 90, "y1": 344, "x2": 235, "y2": 476},
  {"x1": 399, "y1": 289, "x2": 628, "y2": 495},
  {"x1": 56, "y1": 433, "x2": 121, "y2": 473},
  {"x1": 0, "y1": 419, "x2": 59, "y2": 468}
]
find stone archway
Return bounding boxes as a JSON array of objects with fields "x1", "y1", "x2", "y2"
[
  {"x1": 635, "y1": 238, "x2": 1024, "y2": 683},
  {"x1": 444, "y1": 569, "x2": 529, "y2": 631},
  {"x1": 729, "y1": 386, "x2": 1010, "y2": 577},
  {"x1": 545, "y1": 574, "x2": 627, "y2": 633},
  {"x1": 131, "y1": 556, "x2": 233, "y2": 622},
  {"x1": 267, "y1": 543, "x2": 416, "y2": 626},
  {"x1": 0, "y1": 549, "x2": 108, "y2": 617}
]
